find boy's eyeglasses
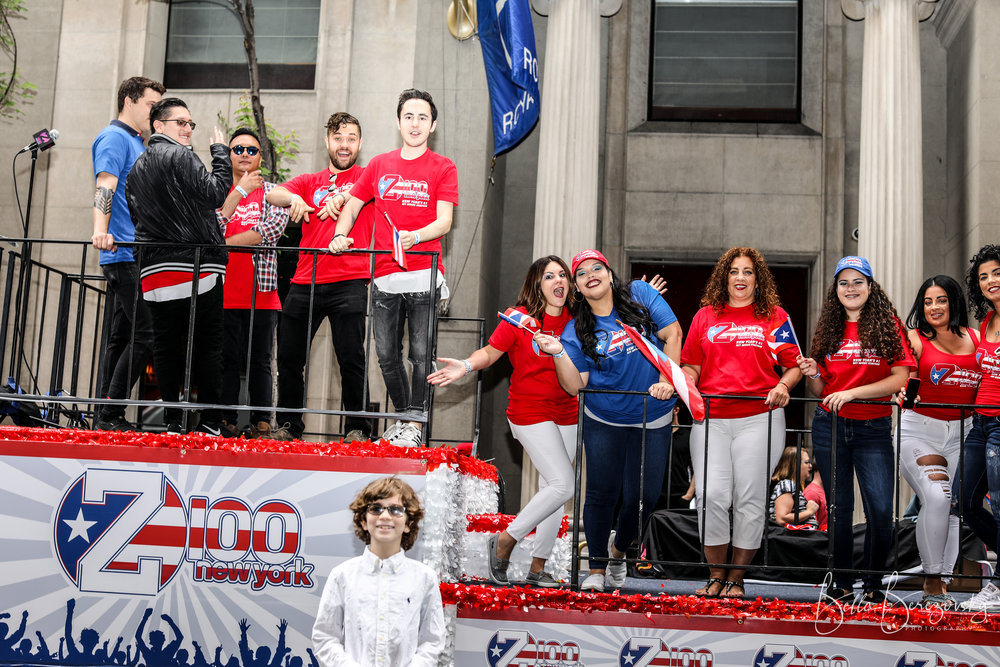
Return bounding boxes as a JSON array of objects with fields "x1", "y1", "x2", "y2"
[
  {"x1": 366, "y1": 503, "x2": 407, "y2": 517},
  {"x1": 231, "y1": 145, "x2": 259, "y2": 156}
]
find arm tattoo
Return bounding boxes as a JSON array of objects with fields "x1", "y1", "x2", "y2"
[{"x1": 94, "y1": 186, "x2": 114, "y2": 215}]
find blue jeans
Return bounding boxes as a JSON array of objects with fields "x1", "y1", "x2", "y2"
[
  {"x1": 811, "y1": 407, "x2": 893, "y2": 591},
  {"x1": 582, "y1": 414, "x2": 671, "y2": 571},
  {"x1": 372, "y1": 286, "x2": 434, "y2": 416},
  {"x1": 962, "y1": 414, "x2": 1000, "y2": 570}
]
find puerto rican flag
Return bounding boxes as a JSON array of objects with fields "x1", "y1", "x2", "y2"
[
  {"x1": 767, "y1": 317, "x2": 803, "y2": 362},
  {"x1": 383, "y1": 211, "x2": 407, "y2": 270},
  {"x1": 616, "y1": 320, "x2": 706, "y2": 421},
  {"x1": 497, "y1": 308, "x2": 540, "y2": 333}
]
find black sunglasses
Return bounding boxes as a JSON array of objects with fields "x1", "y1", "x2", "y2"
[
  {"x1": 366, "y1": 503, "x2": 407, "y2": 517},
  {"x1": 231, "y1": 145, "x2": 259, "y2": 156}
]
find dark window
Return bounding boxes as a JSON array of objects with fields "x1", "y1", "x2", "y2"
[
  {"x1": 649, "y1": 0, "x2": 801, "y2": 122},
  {"x1": 164, "y1": 0, "x2": 320, "y2": 90}
]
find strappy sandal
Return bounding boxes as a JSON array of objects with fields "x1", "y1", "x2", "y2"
[
  {"x1": 722, "y1": 580, "x2": 745, "y2": 599},
  {"x1": 487, "y1": 534, "x2": 510, "y2": 585},
  {"x1": 695, "y1": 578, "x2": 725, "y2": 598}
]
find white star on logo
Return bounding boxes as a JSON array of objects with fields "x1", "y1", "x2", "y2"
[
  {"x1": 63, "y1": 509, "x2": 98, "y2": 543},
  {"x1": 757, "y1": 660, "x2": 770, "y2": 667},
  {"x1": 490, "y1": 647, "x2": 502, "y2": 658},
  {"x1": 780, "y1": 331, "x2": 789, "y2": 340},
  {"x1": 623, "y1": 653, "x2": 636, "y2": 665}
]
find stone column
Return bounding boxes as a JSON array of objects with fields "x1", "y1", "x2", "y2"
[
  {"x1": 531, "y1": 0, "x2": 621, "y2": 261},
  {"x1": 843, "y1": 0, "x2": 938, "y2": 305}
]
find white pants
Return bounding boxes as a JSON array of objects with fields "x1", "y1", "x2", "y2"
[
  {"x1": 898, "y1": 410, "x2": 965, "y2": 579},
  {"x1": 690, "y1": 410, "x2": 785, "y2": 549},
  {"x1": 506, "y1": 420, "x2": 578, "y2": 560}
]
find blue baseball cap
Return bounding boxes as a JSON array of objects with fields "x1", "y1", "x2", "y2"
[{"x1": 834, "y1": 255, "x2": 873, "y2": 279}]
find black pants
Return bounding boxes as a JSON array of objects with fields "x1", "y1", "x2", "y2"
[
  {"x1": 221, "y1": 308, "x2": 278, "y2": 424},
  {"x1": 147, "y1": 282, "x2": 224, "y2": 427},
  {"x1": 276, "y1": 280, "x2": 370, "y2": 437},
  {"x1": 98, "y1": 262, "x2": 153, "y2": 419}
]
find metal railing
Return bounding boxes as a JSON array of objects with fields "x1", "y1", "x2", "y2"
[{"x1": 0, "y1": 238, "x2": 485, "y2": 446}]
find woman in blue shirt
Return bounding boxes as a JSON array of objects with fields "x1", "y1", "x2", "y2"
[{"x1": 536, "y1": 249, "x2": 682, "y2": 592}]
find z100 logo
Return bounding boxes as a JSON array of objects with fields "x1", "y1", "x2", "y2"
[
  {"x1": 486, "y1": 630, "x2": 581, "y2": 667},
  {"x1": 895, "y1": 652, "x2": 986, "y2": 667},
  {"x1": 619, "y1": 637, "x2": 713, "y2": 667},
  {"x1": 752, "y1": 645, "x2": 847, "y2": 667},
  {"x1": 54, "y1": 468, "x2": 314, "y2": 596}
]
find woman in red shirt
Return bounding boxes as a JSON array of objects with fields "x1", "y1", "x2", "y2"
[
  {"x1": 796, "y1": 256, "x2": 914, "y2": 604},
  {"x1": 958, "y1": 244, "x2": 1000, "y2": 612},
  {"x1": 428, "y1": 256, "x2": 577, "y2": 588},
  {"x1": 681, "y1": 247, "x2": 802, "y2": 599},
  {"x1": 898, "y1": 275, "x2": 979, "y2": 610}
]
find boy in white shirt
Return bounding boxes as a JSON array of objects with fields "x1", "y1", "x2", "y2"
[{"x1": 312, "y1": 477, "x2": 445, "y2": 667}]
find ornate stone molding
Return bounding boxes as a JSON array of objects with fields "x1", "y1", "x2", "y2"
[
  {"x1": 842, "y1": 0, "x2": 939, "y2": 22},
  {"x1": 932, "y1": 0, "x2": 973, "y2": 47}
]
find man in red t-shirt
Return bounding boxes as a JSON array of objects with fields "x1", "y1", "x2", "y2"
[
  {"x1": 329, "y1": 90, "x2": 459, "y2": 448},
  {"x1": 265, "y1": 112, "x2": 375, "y2": 442},
  {"x1": 215, "y1": 128, "x2": 288, "y2": 438}
]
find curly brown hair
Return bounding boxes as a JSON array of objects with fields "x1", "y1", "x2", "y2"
[
  {"x1": 809, "y1": 277, "x2": 907, "y2": 363},
  {"x1": 349, "y1": 477, "x2": 424, "y2": 551},
  {"x1": 516, "y1": 256, "x2": 572, "y2": 322},
  {"x1": 700, "y1": 247, "x2": 781, "y2": 319}
]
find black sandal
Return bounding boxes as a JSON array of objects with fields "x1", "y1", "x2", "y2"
[
  {"x1": 722, "y1": 580, "x2": 745, "y2": 599},
  {"x1": 695, "y1": 578, "x2": 725, "y2": 598}
]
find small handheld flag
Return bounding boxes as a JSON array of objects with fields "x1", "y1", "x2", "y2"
[
  {"x1": 383, "y1": 211, "x2": 407, "y2": 270},
  {"x1": 497, "y1": 308, "x2": 540, "y2": 334},
  {"x1": 616, "y1": 320, "x2": 706, "y2": 421},
  {"x1": 767, "y1": 317, "x2": 803, "y2": 362}
]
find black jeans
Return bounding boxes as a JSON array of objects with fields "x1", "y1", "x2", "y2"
[
  {"x1": 372, "y1": 285, "x2": 434, "y2": 417},
  {"x1": 221, "y1": 308, "x2": 278, "y2": 424},
  {"x1": 276, "y1": 280, "x2": 370, "y2": 438},
  {"x1": 147, "y1": 282, "x2": 224, "y2": 427},
  {"x1": 99, "y1": 262, "x2": 153, "y2": 419}
]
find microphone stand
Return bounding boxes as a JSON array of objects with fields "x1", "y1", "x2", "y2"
[{"x1": 9, "y1": 145, "x2": 39, "y2": 392}]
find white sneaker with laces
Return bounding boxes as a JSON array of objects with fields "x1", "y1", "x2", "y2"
[
  {"x1": 605, "y1": 531, "x2": 627, "y2": 589},
  {"x1": 379, "y1": 420, "x2": 406, "y2": 443},
  {"x1": 959, "y1": 582, "x2": 1000, "y2": 612},
  {"x1": 391, "y1": 422, "x2": 423, "y2": 447},
  {"x1": 581, "y1": 573, "x2": 604, "y2": 592}
]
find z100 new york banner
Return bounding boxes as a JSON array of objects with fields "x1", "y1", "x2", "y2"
[{"x1": 0, "y1": 439, "x2": 426, "y2": 667}]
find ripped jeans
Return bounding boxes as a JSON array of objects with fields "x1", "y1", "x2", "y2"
[{"x1": 962, "y1": 413, "x2": 1000, "y2": 582}]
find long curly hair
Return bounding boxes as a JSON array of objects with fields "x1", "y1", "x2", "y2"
[
  {"x1": 515, "y1": 255, "x2": 571, "y2": 322},
  {"x1": 700, "y1": 247, "x2": 781, "y2": 319},
  {"x1": 571, "y1": 261, "x2": 655, "y2": 367},
  {"x1": 966, "y1": 244, "x2": 1000, "y2": 321},
  {"x1": 905, "y1": 274, "x2": 970, "y2": 340},
  {"x1": 809, "y1": 276, "x2": 907, "y2": 363}
]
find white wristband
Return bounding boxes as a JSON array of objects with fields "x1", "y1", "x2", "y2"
[
  {"x1": 552, "y1": 348, "x2": 566, "y2": 358},
  {"x1": 235, "y1": 185, "x2": 249, "y2": 198},
  {"x1": 462, "y1": 359, "x2": 472, "y2": 375},
  {"x1": 413, "y1": 231, "x2": 421, "y2": 245}
]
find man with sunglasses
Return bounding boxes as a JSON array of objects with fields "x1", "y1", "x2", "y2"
[
  {"x1": 215, "y1": 129, "x2": 288, "y2": 438},
  {"x1": 264, "y1": 112, "x2": 375, "y2": 444},
  {"x1": 126, "y1": 97, "x2": 232, "y2": 436}
]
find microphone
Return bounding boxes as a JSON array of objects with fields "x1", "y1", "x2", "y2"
[{"x1": 18, "y1": 128, "x2": 60, "y2": 154}]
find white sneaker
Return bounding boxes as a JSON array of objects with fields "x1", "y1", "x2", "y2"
[
  {"x1": 379, "y1": 420, "x2": 406, "y2": 443},
  {"x1": 581, "y1": 573, "x2": 605, "y2": 592},
  {"x1": 959, "y1": 582, "x2": 1000, "y2": 612},
  {"x1": 605, "y1": 531, "x2": 626, "y2": 589},
  {"x1": 390, "y1": 422, "x2": 423, "y2": 448}
]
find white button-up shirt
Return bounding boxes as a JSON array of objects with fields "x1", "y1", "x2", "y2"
[{"x1": 312, "y1": 548, "x2": 446, "y2": 667}]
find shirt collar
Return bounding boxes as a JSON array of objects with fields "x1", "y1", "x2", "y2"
[
  {"x1": 362, "y1": 546, "x2": 405, "y2": 573},
  {"x1": 110, "y1": 119, "x2": 141, "y2": 137}
]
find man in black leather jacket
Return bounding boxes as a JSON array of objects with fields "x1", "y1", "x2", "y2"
[{"x1": 125, "y1": 97, "x2": 232, "y2": 435}]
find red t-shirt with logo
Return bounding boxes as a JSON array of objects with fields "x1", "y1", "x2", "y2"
[
  {"x1": 975, "y1": 312, "x2": 1000, "y2": 417},
  {"x1": 818, "y1": 319, "x2": 916, "y2": 419},
  {"x1": 913, "y1": 329, "x2": 981, "y2": 421},
  {"x1": 281, "y1": 165, "x2": 375, "y2": 284},
  {"x1": 348, "y1": 148, "x2": 459, "y2": 278},
  {"x1": 221, "y1": 186, "x2": 281, "y2": 310},
  {"x1": 488, "y1": 308, "x2": 578, "y2": 426},
  {"x1": 682, "y1": 304, "x2": 799, "y2": 419}
]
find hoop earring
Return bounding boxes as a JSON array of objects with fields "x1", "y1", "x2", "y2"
[{"x1": 573, "y1": 290, "x2": 584, "y2": 303}]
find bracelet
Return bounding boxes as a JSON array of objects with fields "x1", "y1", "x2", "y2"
[
  {"x1": 778, "y1": 380, "x2": 788, "y2": 389},
  {"x1": 462, "y1": 359, "x2": 472, "y2": 375},
  {"x1": 413, "y1": 231, "x2": 421, "y2": 245},
  {"x1": 235, "y1": 185, "x2": 249, "y2": 198},
  {"x1": 552, "y1": 348, "x2": 566, "y2": 358},
  {"x1": 333, "y1": 233, "x2": 346, "y2": 240},
  {"x1": 810, "y1": 373, "x2": 821, "y2": 380}
]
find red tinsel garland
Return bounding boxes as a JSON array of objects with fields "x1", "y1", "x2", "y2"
[
  {"x1": 440, "y1": 583, "x2": 1000, "y2": 632},
  {"x1": 465, "y1": 513, "x2": 570, "y2": 538},
  {"x1": 0, "y1": 426, "x2": 498, "y2": 481}
]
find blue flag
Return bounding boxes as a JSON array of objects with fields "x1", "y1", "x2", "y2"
[{"x1": 477, "y1": 0, "x2": 541, "y2": 155}]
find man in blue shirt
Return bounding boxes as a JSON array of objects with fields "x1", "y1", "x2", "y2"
[{"x1": 91, "y1": 76, "x2": 165, "y2": 431}]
